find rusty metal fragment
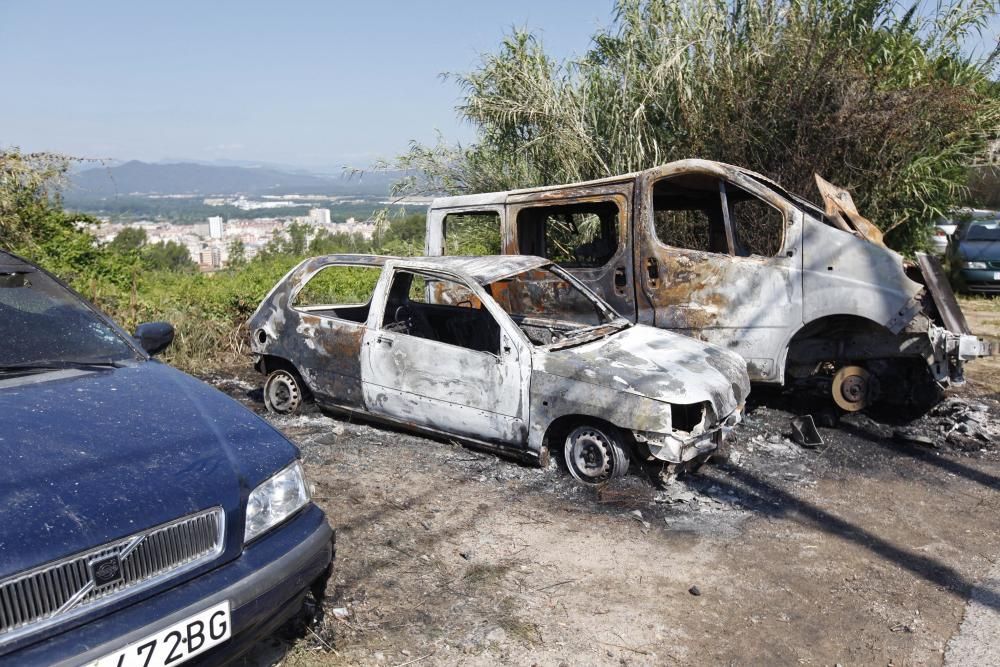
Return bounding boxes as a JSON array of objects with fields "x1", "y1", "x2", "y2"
[{"x1": 814, "y1": 174, "x2": 886, "y2": 247}]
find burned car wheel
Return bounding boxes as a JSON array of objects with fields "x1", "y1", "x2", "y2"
[
  {"x1": 264, "y1": 368, "x2": 304, "y2": 414},
  {"x1": 564, "y1": 423, "x2": 630, "y2": 484}
]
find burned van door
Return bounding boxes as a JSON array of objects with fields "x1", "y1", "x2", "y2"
[
  {"x1": 507, "y1": 186, "x2": 637, "y2": 321},
  {"x1": 635, "y1": 166, "x2": 803, "y2": 382}
]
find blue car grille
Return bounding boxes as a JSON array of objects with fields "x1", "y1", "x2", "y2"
[
  {"x1": 0, "y1": 507, "x2": 225, "y2": 644},
  {"x1": 988, "y1": 260, "x2": 1000, "y2": 270}
]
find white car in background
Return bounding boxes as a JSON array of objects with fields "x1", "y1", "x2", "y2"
[{"x1": 934, "y1": 209, "x2": 1000, "y2": 255}]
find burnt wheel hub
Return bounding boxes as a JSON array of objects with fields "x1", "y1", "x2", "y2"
[
  {"x1": 264, "y1": 370, "x2": 302, "y2": 414},
  {"x1": 567, "y1": 428, "x2": 611, "y2": 480},
  {"x1": 832, "y1": 365, "x2": 871, "y2": 412}
]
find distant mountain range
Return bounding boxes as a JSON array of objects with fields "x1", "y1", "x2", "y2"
[{"x1": 68, "y1": 160, "x2": 399, "y2": 199}]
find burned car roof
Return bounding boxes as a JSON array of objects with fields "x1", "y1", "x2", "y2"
[{"x1": 304, "y1": 253, "x2": 551, "y2": 285}]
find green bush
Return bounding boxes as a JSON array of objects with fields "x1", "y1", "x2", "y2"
[{"x1": 396, "y1": 0, "x2": 1000, "y2": 253}]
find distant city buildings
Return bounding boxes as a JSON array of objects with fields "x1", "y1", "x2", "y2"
[
  {"x1": 92, "y1": 211, "x2": 379, "y2": 270},
  {"x1": 208, "y1": 216, "x2": 224, "y2": 239},
  {"x1": 308, "y1": 208, "x2": 331, "y2": 225},
  {"x1": 198, "y1": 246, "x2": 222, "y2": 270}
]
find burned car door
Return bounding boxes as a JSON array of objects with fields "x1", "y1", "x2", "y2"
[
  {"x1": 508, "y1": 185, "x2": 637, "y2": 321},
  {"x1": 635, "y1": 165, "x2": 804, "y2": 381},
  {"x1": 288, "y1": 263, "x2": 382, "y2": 408},
  {"x1": 360, "y1": 267, "x2": 527, "y2": 443}
]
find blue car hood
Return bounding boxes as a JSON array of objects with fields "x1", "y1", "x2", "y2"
[
  {"x1": 0, "y1": 362, "x2": 296, "y2": 580},
  {"x1": 958, "y1": 239, "x2": 1000, "y2": 261}
]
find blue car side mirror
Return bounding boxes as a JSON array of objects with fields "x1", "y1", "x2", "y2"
[{"x1": 134, "y1": 321, "x2": 175, "y2": 356}]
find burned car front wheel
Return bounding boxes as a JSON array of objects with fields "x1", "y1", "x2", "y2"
[
  {"x1": 563, "y1": 423, "x2": 631, "y2": 484},
  {"x1": 264, "y1": 368, "x2": 306, "y2": 414}
]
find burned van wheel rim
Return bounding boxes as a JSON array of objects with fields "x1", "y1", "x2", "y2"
[
  {"x1": 832, "y1": 365, "x2": 871, "y2": 412},
  {"x1": 264, "y1": 370, "x2": 302, "y2": 414},
  {"x1": 565, "y1": 426, "x2": 613, "y2": 483}
]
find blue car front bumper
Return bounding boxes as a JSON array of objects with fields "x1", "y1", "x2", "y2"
[
  {"x1": 958, "y1": 268, "x2": 1000, "y2": 293},
  {"x1": 3, "y1": 504, "x2": 334, "y2": 667}
]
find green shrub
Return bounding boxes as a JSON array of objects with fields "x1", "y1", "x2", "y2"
[{"x1": 396, "y1": 0, "x2": 1000, "y2": 253}]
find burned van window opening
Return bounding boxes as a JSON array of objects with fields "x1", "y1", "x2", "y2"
[
  {"x1": 653, "y1": 176, "x2": 784, "y2": 257},
  {"x1": 516, "y1": 201, "x2": 620, "y2": 268},
  {"x1": 488, "y1": 267, "x2": 620, "y2": 347},
  {"x1": 293, "y1": 264, "x2": 382, "y2": 323},
  {"x1": 730, "y1": 194, "x2": 784, "y2": 257},
  {"x1": 443, "y1": 212, "x2": 502, "y2": 256},
  {"x1": 382, "y1": 270, "x2": 500, "y2": 355}
]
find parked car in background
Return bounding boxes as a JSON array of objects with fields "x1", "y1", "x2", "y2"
[
  {"x1": 948, "y1": 218, "x2": 1000, "y2": 294},
  {"x1": 249, "y1": 254, "x2": 751, "y2": 484},
  {"x1": 933, "y1": 209, "x2": 999, "y2": 255},
  {"x1": 0, "y1": 250, "x2": 334, "y2": 666},
  {"x1": 931, "y1": 219, "x2": 958, "y2": 255}
]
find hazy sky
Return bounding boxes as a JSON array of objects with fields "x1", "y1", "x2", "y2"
[
  {"x1": 2, "y1": 1, "x2": 997, "y2": 170},
  {"x1": 0, "y1": 0, "x2": 614, "y2": 169}
]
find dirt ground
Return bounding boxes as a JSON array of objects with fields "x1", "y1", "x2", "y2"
[{"x1": 212, "y1": 298, "x2": 1000, "y2": 667}]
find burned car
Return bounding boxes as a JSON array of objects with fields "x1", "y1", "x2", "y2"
[
  {"x1": 424, "y1": 160, "x2": 996, "y2": 412},
  {"x1": 249, "y1": 255, "x2": 750, "y2": 483}
]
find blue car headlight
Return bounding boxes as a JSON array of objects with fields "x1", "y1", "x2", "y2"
[
  {"x1": 244, "y1": 461, "x2": 310, "y2": 543},
  {"x1": 963, "y1": 261, "x2": 988, "y2": 269}
]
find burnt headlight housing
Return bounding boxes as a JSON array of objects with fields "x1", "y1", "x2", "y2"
[{"x1": 244, "y1": 460, "x2": 310, "y2": 543}]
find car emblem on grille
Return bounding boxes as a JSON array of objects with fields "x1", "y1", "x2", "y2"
[
  {"x1": 90, "y1": 554, "x2": 124, "y2": 587},
  {"x1": 0, "y1": 507, "x2": 224, "y2": 645}
]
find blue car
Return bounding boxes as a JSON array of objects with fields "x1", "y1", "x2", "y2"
[
  {"x1": 948, "y1": 218, "x2": 1000, "y2": 294},
  {"x1": 0, "y1": 250, "x2": 334, "y2": 666}
]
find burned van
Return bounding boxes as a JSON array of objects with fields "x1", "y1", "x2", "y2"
[{"x1": 425, "y1": 160, "x2": 995, "y2": 412}]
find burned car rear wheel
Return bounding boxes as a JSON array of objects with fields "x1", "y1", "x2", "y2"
[
  {"x1": 564, "y1": 423, "x2": 630, "y2": 484},
  {"x1": 264, "y1": 368, "x2": 305, "y2": 414}
]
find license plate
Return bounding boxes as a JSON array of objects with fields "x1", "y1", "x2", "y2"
[
  {"x1": 86, "y1": 601, "x2": 231, "y2": 667},
  {"x1": 993, "y1": 272, "x2": 1000, "y2": 280}
]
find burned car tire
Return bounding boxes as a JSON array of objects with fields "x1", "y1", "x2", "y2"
[
  {"x1": 264, "y1": 368, "x2": 305, "y2": 414},
  {"x1": 564, "y1": 423, "x2": 631, "y2": 484}
]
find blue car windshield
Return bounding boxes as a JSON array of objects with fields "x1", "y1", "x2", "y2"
[
  {"x1": 966, "y1": 223, "x2": 1000, "y2": 242},
  {"x1": 0, "y1": 267, "x2": 139, "y2": 367}
]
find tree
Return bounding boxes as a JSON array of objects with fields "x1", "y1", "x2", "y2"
[
  {"x1": 284, "y1": 222, "x2": 309, "y2": 256},
  {"x1": 109, "y1": 227, "x2": 147, "y2": 253},
  {"x1": 1, "y1": 149, "x2": 73, "y2": 248},
  {"x1": 143, "y1": 241, "x2": 196, "y2": 272},
  {"x1": 397, "y1": 0, "x2": 1000, "y2": 252},
  {"x1": 227, "y1": 238, "x2": 247, "y2": 267}
]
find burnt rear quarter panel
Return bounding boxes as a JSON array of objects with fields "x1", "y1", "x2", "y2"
[{"x1": 248, "y1": 257, "x2": 371, "y2": 409}]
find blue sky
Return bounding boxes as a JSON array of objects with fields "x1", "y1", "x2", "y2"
[
  {"x1": 0, "y1": 1, "x2": 614, "y2": 169},
  {"x1": 1, "y1": 1, "x2": 996, "y2": 171}
]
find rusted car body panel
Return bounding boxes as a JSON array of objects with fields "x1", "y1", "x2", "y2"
[
  {"x1": 248, "y1": 254, "x2": 750, "y2": 465},
  {"x1": 425, "y1": 159, "x2": 995, "y2": 403}
]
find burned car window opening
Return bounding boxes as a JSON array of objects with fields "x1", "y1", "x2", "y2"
[
  {"x1": 487, "y1": 266, "x2": 622, "y2": 347},
  {"x1": 653, "y1": 176, "x2": 784, "y2": 257},
  {"x1": 516, "y1": 201, "x2": 620, "y2": 268},
  {"x1": 0, "y1": 268, "x2": 138, "y2": 369},
  {"x1": 443, "y1": 211, "x2": 502, "y2": 256},
  {"x1": 381, "y1": 269, "x2": 501, "y2": 355},
  {"x1": 292, "y1": 264, "x2": 381, "y2": 324}
]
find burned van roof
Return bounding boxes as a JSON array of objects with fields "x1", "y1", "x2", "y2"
[{"x1": 428, "y1": 159, "x2": 784, "y2": 209}]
